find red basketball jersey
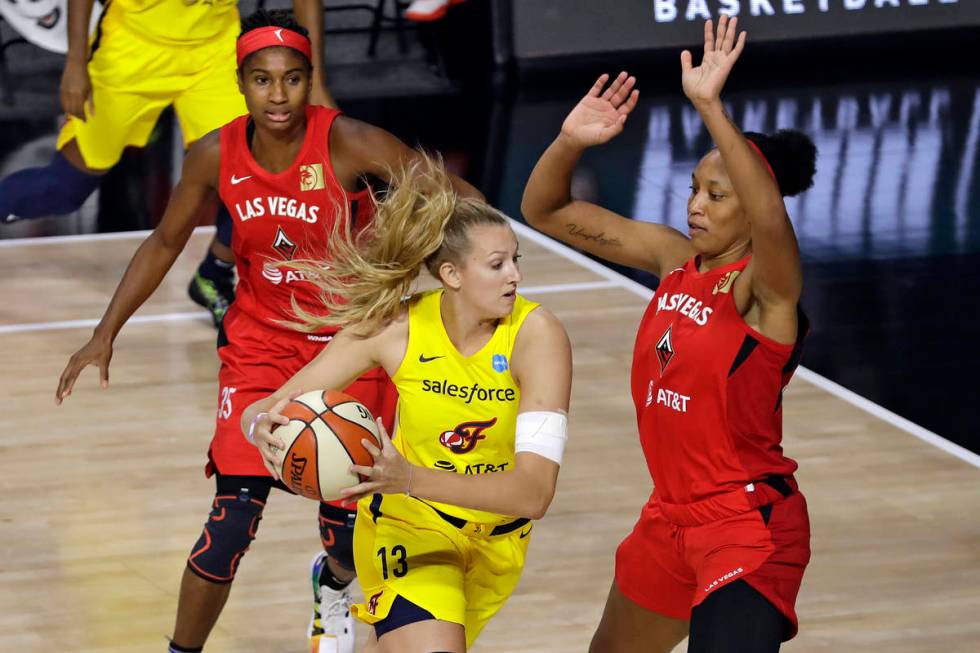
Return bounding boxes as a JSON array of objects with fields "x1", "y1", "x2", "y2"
[
  {"x1": 218, "y1": 105, "x2": 372, "y2": 332},
  {"x1": 631, "y1": 256, "x2": 807, "y2": 505}
]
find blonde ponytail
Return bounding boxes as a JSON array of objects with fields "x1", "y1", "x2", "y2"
[
  {"x1": 282, "y1": 153, "x2": 449, "y2": 333},
  {"x1": 283, "y1": 152, "x2": 509, "y2": 335}
]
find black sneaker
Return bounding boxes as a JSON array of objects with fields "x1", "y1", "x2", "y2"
[{"x1": 188, "y1": 273, "x2": 235, "y2": 328}]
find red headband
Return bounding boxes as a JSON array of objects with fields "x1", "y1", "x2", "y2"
[
  {"x1": 236, "y1": 26, "x2": 312, "y2": 67},
  {"x1": 746, "y1": 139, "x2": 777, "y2": 184}
]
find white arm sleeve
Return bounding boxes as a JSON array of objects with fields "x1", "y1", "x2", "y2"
[{"x1": 514, "y1": 410, "x2": 568, "y2": 466}]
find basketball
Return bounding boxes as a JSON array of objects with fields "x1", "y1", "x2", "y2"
[{"x1": 272, "y1": 389, "x2": 382, "y2": 502}]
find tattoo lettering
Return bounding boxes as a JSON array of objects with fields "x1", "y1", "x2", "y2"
[{"x1": 565, "y1": 223, "x2": 622, "y2": 248}]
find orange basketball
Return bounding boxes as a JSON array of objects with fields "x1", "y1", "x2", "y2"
[{"x1": 271, "y1": 389, "x2": 381, "y2": 502}]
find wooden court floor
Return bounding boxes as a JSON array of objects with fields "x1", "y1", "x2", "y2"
[{"x1": 0, "y1": 227, "x2": 977, "y2": 652}]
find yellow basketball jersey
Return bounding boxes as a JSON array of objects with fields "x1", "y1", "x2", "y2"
[
  {"x1": 107, "y1": 0, "x2": 239, "y2": 46},
  {"x1": 391, "y1": 289, "x2": 539, "y2": 525}
]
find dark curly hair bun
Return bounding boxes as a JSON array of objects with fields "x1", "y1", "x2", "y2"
[{"x1": 743, "y1": 130, "x2": 817, "y2": 198}]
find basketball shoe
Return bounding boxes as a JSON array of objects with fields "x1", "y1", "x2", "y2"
[
  {"x1": 308, "y1": 552, "x2": 355, "y2": 653},
  {"x1": 187, "y1": 272, "x2": 234, "y2": 328}
]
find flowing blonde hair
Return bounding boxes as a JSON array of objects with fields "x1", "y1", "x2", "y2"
[{"x1": 283, "y1": 152, "x2": 508, "y2": 334}]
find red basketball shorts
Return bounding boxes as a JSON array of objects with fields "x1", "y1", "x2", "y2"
[
  {"x1": 208, "y1": 308, "x2": 397, "y2": 488},
  {"x1": 615, "y1": 484, "x2": 810, "y2": 639}
]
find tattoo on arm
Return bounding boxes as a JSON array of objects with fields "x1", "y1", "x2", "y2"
[{"x1": 565, "y1": 223, "x2": 622, "y2": 248}]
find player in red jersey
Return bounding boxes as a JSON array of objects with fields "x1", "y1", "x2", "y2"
[
  {"x1": 55, "y1": 10, "x2": 481, "y2": 653},
  {"x1": 522, "y1": 17, "x2": 816, "y2": 653}
]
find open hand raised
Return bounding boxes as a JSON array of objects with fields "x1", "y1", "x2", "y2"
[
  {"x1": 560, "y1": 72, "x2": 639, "y2": 149},
  {"x1": 681, "y1": 15, "x2": 746, "y2": 105}
]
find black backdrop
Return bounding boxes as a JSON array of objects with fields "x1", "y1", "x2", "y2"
[{"x1": 496, "y1": 0, "x2": 980, "y2": 62}]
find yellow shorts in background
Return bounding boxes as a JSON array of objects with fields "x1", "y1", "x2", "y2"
[
  {"x1": 351, "y1": 493, "x2": 532, "y2": 648},
  {"x1": 56, "y1": 2, "x2": 246, "y2": 170}
]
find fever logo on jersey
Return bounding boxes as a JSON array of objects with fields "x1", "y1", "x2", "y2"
[
  {"x1": 272, "y1": 226, "x2": 297, "y2": 259},
  {"x1": 366, "y1": 591, "x2": 383, "y2": 615},
  {"x1": 656, "y1": 326, "x2": 674, "y2": 373},
  {"x1": 439, "y1": 418, "x2": 497, "y2": 454},
  {"x1": 299, "y1": 163, "x2": 325, "y2": 191},
  {"x1": 712, "y1": 270, "x2": 741, "y2": 295}
]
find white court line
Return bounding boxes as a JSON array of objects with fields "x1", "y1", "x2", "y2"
[
  {"x1": 4, "y1": 222, "x2": 977, "y2": 469},
  {"x1": 510, "y1": 219, "x2": 980, "y2": 470},
  {"x1": 795, "y1": 368, "x2": 980, "y2": 468},
  {"x1": 0, "y1": 225, "x2": 216, "y2": 247},
  {"x1": 0, "y1": 280, "x2": 619, "y2": 334},
  {"x1": 0, "y1": 311, "x2": 211, "y2": 334}
]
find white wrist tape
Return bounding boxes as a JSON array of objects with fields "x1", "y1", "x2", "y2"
[
  {"x1": 246, "y1": 412, "x2": 269, "y2": 446},
  {"x1": 514, "y1": 410, "x2": 568, "y2": 466}
]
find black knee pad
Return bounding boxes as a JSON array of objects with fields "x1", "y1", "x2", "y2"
[
  {"x1": 187, "y1": 485, "x2": 268, "y2": 583},
  {"x1": 318, "y1": 502, "x2": 357, "y2": 571}
]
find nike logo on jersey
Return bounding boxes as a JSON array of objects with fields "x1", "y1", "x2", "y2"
[
  {"x1": 519, "y1": 526, "x2": 532, "y2": 539},
  {"x1": 419, "y1": 354, "x2": 444, "y2": 363},
  {"x1": 230, "y1": 174, "x2": 252, "y2": 185}
]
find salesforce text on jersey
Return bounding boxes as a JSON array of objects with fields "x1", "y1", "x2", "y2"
[{"x1": 421, "y1": 379, "x2": 517, "y2": 404}]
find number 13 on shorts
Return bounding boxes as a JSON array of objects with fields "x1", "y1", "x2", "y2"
[{"x1": 378, "y1": 545, "x2": 408, "y2": 579}]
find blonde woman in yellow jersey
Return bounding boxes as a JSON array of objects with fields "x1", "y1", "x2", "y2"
[{"x1": 244, "y1": 155, "x2": 573, "y2": 652}]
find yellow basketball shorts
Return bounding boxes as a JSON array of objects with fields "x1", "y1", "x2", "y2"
[
  {"x1": 57, "y1": 5, "x2": 246, "y2": 170},
  {"x1": 351, "y1": 493, "x2": 532, "y2": 648}
]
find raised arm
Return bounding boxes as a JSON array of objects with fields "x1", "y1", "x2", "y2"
[
  {"x1": 521, "y1": 73, "x2": 693, "y2": 278},
  {"x1": 331, "y1": 116, "x2": 485, "y2": 200},
  {"x1": 56, "y1": 134, "x2": 221, "y2": 403},
  {"x1": 291, "y1": 0, "x2": 336, "y2": 108},
  {"x1": 344, "y1": 307, "x2": 573, "y2": 520},
  {"x1": 682, "y1": 17, "x2": 802, "y2": 334}
]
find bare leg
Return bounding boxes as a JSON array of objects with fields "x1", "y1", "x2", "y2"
[
  {"x1": 361, "y1": 629, "x2": 381, "y2": 653},
  {"x1": 376, "y1": 620, "x2": 466, "y2": 653},
  {"x1": 589, "y1": 580, "x2": 689, "y2": 653},
  {"x1": 171, "y1": 567, "x2": 233, "y2": 648}
]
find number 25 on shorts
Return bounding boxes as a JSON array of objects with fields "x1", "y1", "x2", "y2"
[
  {"x1": 218, "y1": 386, "x2": 237, "y2": 420},
  {"x1": 378, "y1": 545, "x2": 408, "y2": 579}
]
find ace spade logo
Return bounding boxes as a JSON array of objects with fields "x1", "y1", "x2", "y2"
[
  {"x1": 272, "y1": 226, "x2": 297, "y2": 260},
  {"x1": 656, "y1": 326, "x2": 674, "y2": 373}
]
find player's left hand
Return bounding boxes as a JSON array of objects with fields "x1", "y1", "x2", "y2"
[
  {"x1": 246, "y1": 391, "x2": 303, "y2": 480},
  {"x1": 681, "y1": 15, "x2": 746, "y2": 106},
  {"x1": 341, "y1": 418, "x2": 413, "y2": 503}
]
